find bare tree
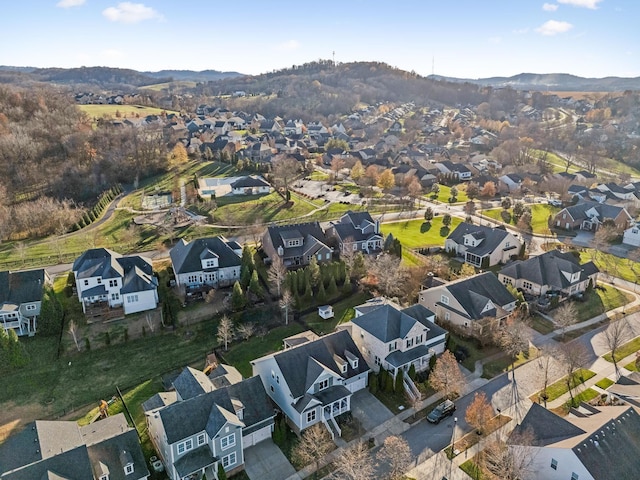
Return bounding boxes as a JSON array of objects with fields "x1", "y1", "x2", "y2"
[
  {"x1": 554, "y1": 302, "x2": 578, "y2": 339},
  {"x1": 236, "y1": 322, "x2": 256, "y2": 341},
  {"x1": 280, "y1": 288, "x2": 293, "y2": 325},
  {"x1": 68, "y1": 320, "x2": 80, "y2": 351},
  {"x1": 536, "y1": 344, "x2": 560, "y2": 407},
  {"x1": 494, "y1": 314, "x2": 530, "y2": 374},
  {"x1": 292, "y1": 423, "x2": 334, "y2": 473},
  {"x1": 465, "y1": 391, "x2": 495, "y2": 434},
  {"x1": 329, "y1": 442, "x2": 375, "y2": 480},
  {"x1": 560, "y1": 342, "x2": 589, "y2": 406},
  {"x1": 603, "y1": 319, "x2": 630, "y2": 379},
  {"x1": 376, "y1": 435, "x2": 412, "y2": 480},
  {"x1": 216, "y1": 315, "x2": 234, "y2": 351},
  {"x1": 482, "y1": 429, "x2": 537, "y2": 480},
  {"x1": 429, "y1": 350, "x2": 464, "y2": 399},
  {"x1": 145, "y1": 313, "x2": 155, "y2": 333},
  {"x1": 14, "y1": 241, "x2": 27, "y2": 266},
  {"x1": 366, "y1": 253, "x2": 409, "y2": 298},
  {"x1": 268, "y1": 255, "x2": 287, "y2": 298}
]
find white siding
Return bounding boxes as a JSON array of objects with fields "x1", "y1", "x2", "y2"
[{"x1": 123, "y1": 290, "x2": 158, "y2": 315}]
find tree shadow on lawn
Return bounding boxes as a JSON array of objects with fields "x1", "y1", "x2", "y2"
[
  {"x1": 439, "y1": 226, "x2": 450, "y2": 237},
  {"x1": 420, "y1": 222, "x2": 432, "y2": 233}
]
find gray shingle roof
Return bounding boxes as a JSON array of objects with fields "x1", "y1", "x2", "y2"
[
  {"x1": 447, "y1": 222, "x2": 514, "y2": 257},
  {"x1": 509, "y1": 403, "x2": 585, "y2": 447},
  {"x1": 563, "y1": 200, "x2": 629, "y2": 223},
  {"x1": 499, "y1": 250, "x2": 598, "y2": 289},
  {"x1": 170, "y1": 236, "x2": 242, "y2": 275},
  {"x1": 265, "y1": 222, "x2": 329, "y2": 259},
  {"x1": 173, "y1": 367, "x2": 215, "y2": 400},
  {"x1": 230, "y1": 176, "x2": 270, "y2": 189},
  {"x1": 444, "y1": 272, "x2": 515, "y2": 320},
  {"x1": 351, "y1": 304, "x2": 435, "y2": 343},
  {"x1": 73, "y1": 249, "x2": 156, "y2": 293},
  {"x1": 272, "y1": 330, "x2": 369, "y2": 399},
  {"x1": 0, "y1": 269, "x2": 47, "y2": 307},
  {"x1": 385, "y1": 345, "x2": 430, "y2": 368},
  {"x1": 173, "y1": 445, "x2": 216, "y2": 478},
  {"x1": 226, "y1": 376, "x2": 276, "y2": 435}
]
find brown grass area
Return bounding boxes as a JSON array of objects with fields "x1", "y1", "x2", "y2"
[
  {"x1": 0, "y1": 402, "x2": 53, "y2": 442},
  {"x1": 546, "y1": 91, "x2": 614, "y2": 100}
]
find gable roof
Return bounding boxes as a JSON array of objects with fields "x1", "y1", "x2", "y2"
[
  {"x1": 330, "y1": 211, "x2": 381, "y2": 243},
  {"x1": 509, "y1": 403, "x2": 586, "y2": 447},
  {"x1": 73, "y1": 249, "x2": 155, "y2": 292},
  {"x1": 265, "y1": 222, "x2": 329, "y2": 258},
  {"x1": 269, "y1": 330, "x2": 368, "y2": 399},
  {"x1": 0, "y1": 269, "x2": 48, "y2": 307},
  {"x1": 499, "y1": 250, "x2": 598, "y2": 289},
  {"x1": 351, "y1": 304, "x2": 435, "y2": 343},
  {"x1": 562, "y1": 200, "x2": 630, "y2": 223},
  {"x1": 447, "y1": 222, "x2": 515, "y2": 257},
  {"x1": 230, "y1": 175, "x2": 270, "y2": 189},
  {"x1": 440, "y1": 272, "x2": 515, "y2": 320},
  {"x1": 173, "y1": 366, "x2": 215, "y2": 400},
  {"x1": 170, "y1": 236, "x2": 242, "y2": 274}
]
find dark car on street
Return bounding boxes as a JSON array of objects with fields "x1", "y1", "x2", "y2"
[{"x1": 427, "y1": 399, "x2": 456, "y2": 424}]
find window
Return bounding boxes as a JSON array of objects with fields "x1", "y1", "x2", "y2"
[
  {"x1": 177, "y1": 438, "x2": 193, "y2": 455},
  {"x1": 550, "y1": 459, "x2": 558, "y2": 470},
  {"x1": 25, "y1": 304, "x2": 36, "y2": 311},
  {"x1": 100, "y1": 475, "x2": 109, "y2": 480},
  {"x1": 444, "y1": 312, "x2": 450, "y2": 321},
  {"x1": 124, "y1": 463, "x2": 134, "y2": 475},
  {"x1": 353, "y1": 243, "x2": 358, "y2": 251},
  {"x1": 276, "y1": 375, "x2": 280, "y2": 384},
  {"x1": 389, "y1": 341, "x2": 396, "y2": 352},
  {"x1": 97, "y1": 278, "x2": 102, "y2": 284},
  {"x1": 341, "y1": 364, "x2": 347, "y2": 373},
  {"x1": 440, "y1": 295, "x2": 449, "y2": 305},
  {"x1": 109, "y1": 279, "x2": 117, "y2": 287},
  {"x1": 362, "y1": 243, "x2": 366, "y2": 250},
  {"x1": 352, "y1": 359, "x2": 358, "y2": 368},
  {"x1": 633, "y1": 229, "x2": 638, "y2": 234},
  {"x1": 270, "y1": 385, "x2": 274, "y2": 393},
  {"x1": 317, "y1": 254, "x2": 322, "y2": 261},
  {"x1": 374, "y1": 355, "x2": 381, "y2": 366},
  {"x1": 406, "y1": 338, "x2": 413, "y2": 348},
  {"x1": 326, "y1": 253, "x2": 330, "y2": 260},
  {"x1": 221, "y1": 433, "x2": 235, "y2": 450},
  {"x1": 222, "y1": 452, "x2": 237, "y2": 469},
  {"x1": 416, "y1": 334, "x2": 423, "y2": 344},
  {"x1": 505, "y1": 241, "x2": 510, "y2": 248},
  {"x1": 127, "y1": 294, "x2": 138, "y2": 303},
  {"x1": 307, "y1": 410, "x2": 316, "y2": 423},
  {"x1": 84, "y1": 280, "x2": 89, "y2": 286},
  {"x1": 111, "y1": 293, "x2": 119, "y2": 301},
  {"x1": 197, "y1": 433, "x2": 206, "y2": 446},
  {"x1": 318, "y1": 378, "x2": 329, "y2": 390},
  {"x1": 571, "y1": 474, "x2": 579, "y2": 480}
]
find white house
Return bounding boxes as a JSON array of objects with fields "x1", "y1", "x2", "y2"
[
  {"x1": 0, "y1": 269, "x2": 50, "y2": 336},
  {"x1": 72, "y1": 248, "x2": 158, "y2": 315},
  {"x1": 508, "y1": 403, "x2": 640, "y2": 480},
  {"x1": 339, "y1": 300, "x2": 447, "y2": 379},
  {"x1": 170, "y1": 236, "x2": 242, "y2": 290},
  {"x1": 230, "y1": 176, "x2": 271, "y2": 195},
  {"x1": 326, "y1": 211, "x2": 383, "y2": 255},
  {"x1": 445, "y1": 222, "x2": 521, "y2": 268},
  {"x1": 623, "y1": 222, "x2": 640, "y2": 247},
  {"x1": 251, "y1": 330, "x2": 369, "y2": 438}
]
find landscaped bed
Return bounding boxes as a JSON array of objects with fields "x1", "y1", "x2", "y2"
[{"x1": 531, "y1": 368, "x2": 596, "y2": 403}]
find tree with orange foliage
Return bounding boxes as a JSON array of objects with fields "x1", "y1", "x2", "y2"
[{"x1": 465, "y1": 391, "x2": 494, "y2": 434}]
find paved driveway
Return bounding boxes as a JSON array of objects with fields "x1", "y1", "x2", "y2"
[
  {"x1": 243, "y1": 439, "x2": 296, "y2": 480},
  {"x1": 350, "y1": 389, "x2": 394, "y2": 432}
]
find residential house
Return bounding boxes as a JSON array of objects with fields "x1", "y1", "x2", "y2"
[
  {"x1": 508, "y1": 403, "x2": 640, "y2": 480},
  {"x1": 499, "y1": 173, "x2": 523, "y2": 193},
  {"x1": 230, "y1": 176, "x2": 271, "y2": 195},
  {"x1": 170, "y1": 236, "x2": 242, "y2": 290},
  {"x1": 498, "y1": 249, "x2": 598, "y2": 297},
  {"x1": 339, "y1": 299, "x2": 447, "y2": 379},
  {"x1": 445, "y1": 222, "x2": 521, "y2": 268},
  {"x1": 72, "y1": 249, "x2": 158, "y2": 315},
  {"x1": 418, "y1": 272, "x2": 516, "y2": 331},
  {"x1": 0, "y1": 413, "x2": 148, "y2": 480},
  {"x1": 251, "y1": 330, "x2": 369, "y2": 438},
  {"x1": 262, "y1": 222, "x2": 332, "y2": 268},
  {"x1": 553, "y1": 201, "x2": 632, "y2": 231},
  {"x1": 0, "y1": 269, "x2": 50, "y2": 336},
  {"x1": 144, "y1": 367, "x2": 275, "y2": 480},
  {"x1": 608, "y1": 371, "x2": 640, "y2": 407},
  {"x1": 623, "y1": 222, "x2": 640, "y2": 247},
  {"x1": 325, "y1": 211, "x2": 383, "y2": 255},
  {"x1": 595, "y1": 182, "x2": 636, "y2": 202},
  {"x1": 435, "y1": 161, "x2": 472, "y2": 180}
]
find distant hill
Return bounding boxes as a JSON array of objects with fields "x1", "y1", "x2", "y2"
[
  {"x1": 428, "y1": 72, "x2": 640, "y2": 92},
  {"x1": 144, "y1": 69, "x2": 243, "y2": 82}
]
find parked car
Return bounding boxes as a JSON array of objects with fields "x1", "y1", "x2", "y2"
[{"x1": 427, "y1": 399, "x2": 456, "y2": 424}]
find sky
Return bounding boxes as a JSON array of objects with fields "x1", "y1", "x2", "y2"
[{"x1": 1, "y1": 0, "x2": 638, "y2": 79}]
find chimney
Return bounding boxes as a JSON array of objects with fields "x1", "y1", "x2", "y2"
[{"x1": 425, "y1": 272, "x2": 434, "y2": 289}]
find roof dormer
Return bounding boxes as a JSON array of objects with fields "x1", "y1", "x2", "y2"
[
  {"x1": 200, "y1": 248, "x2": 219, "y2": 269},
  {"x1": 333, "y1": 354, "x2": 348, "y2": 374},
  {"x1": 344, "y1": 350, "x2": 359, "y2": 370}
]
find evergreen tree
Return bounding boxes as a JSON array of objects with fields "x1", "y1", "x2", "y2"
[
  {"x1": 308, "y1": 257, "x2": 320, "y2": 288},
  {"x1": 249, "y1": 270, "x2": 263, "y2": 299},
  {"x1": 217, "y1": 463, "x2": 227, "y2": 480},
  {"x1": 240, "y1": 245, "x2": 255, "y2": 288},
  {"x1": 327, "y1": 275, "x2": 338, "y2": 297},
  {"x1": 317, "y1": 281, "x2": 327, "y2": 304},
  {"x1": 408, "y1": 364, "x2": 417, "y2": 381},
  {"x1": 351, "y1": 252, "x2": 366, "y2": 279},
  {"x1": 394, "y1": 371, "x2": 404, "y2": 392},
  {"x1": 303, "y1": 277, "x2": 313, "y2": 304},
  {"x1": 341, "y1": 276, "x2": 352, "y2": 294},
  {"x1": 231, "y1": 281, "x2": 247, "y2": 311}
]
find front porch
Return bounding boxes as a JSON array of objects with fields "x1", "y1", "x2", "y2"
[
  {"x1": 174, "y1": 445, "x2": 218, "y2": 480},
  {"x1": 316, "y1": 386, "x2": 351, "y2": 439}
]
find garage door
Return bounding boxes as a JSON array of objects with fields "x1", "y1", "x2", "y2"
[
  {"x1": 347, "y1": 376, "x2": 366, "y2": 393},
  {"x1": 244, "y1": 426, "x2": 272, "y2": 448}
]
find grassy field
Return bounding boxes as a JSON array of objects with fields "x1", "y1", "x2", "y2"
[
  {"x1": 483, "y1": 204, "x2": 559, "y2": 234},
  {"x1": 572, "y1": 286, "x2": 632, "y2": 322},
  {"x1": 534, "y1": 368, "x2": 596, "y2": 403},
  {"x1": 78, "y1": 104, "x2": 178, "y2": 119},
  {"x1": 427, "y1": 184, "x2": 469, "y2": 204},
  {"x1": 595, "y1": 378, "x2": 615, "y2": 389},
  {"x1": 603, "y1": 335, "x2": 640, "y2": 363},
  {"x1": 139, "y1": 80, "x2": 198, "y2": 92},
  {"x1": 529, "y1": 314, "x2": 556, "y2": 335},
  {"x1": 381, "y1": 216, "x2": 462, "y2": 249},
  {"x1": 302, "y1": 291, "x2": 371, "y2": 335},
  {"x1": 579, "y1": 250, "x2": 639, "y2": 283},
  {"x1": 481, "y1": 346, "x2": 537, "y2": 379}
]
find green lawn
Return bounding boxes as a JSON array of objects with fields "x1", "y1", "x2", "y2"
[
  {"x1": 603, "y1": 336, "x2": 640, "y2": 363},
  {"x1": 535, "y1": 369, "x2": 596, "y2": 403},
  {"x1": 481, "y1": 346, "x2": 537, "y2": 379},
  {"x1": 212, "y1": 191, "x2": 322, "y2": 225},
  {"x1": 529, "y1": 314, "x2": 556, "y2": 335},
  {"x1": 595, "y1": 378, "x2": 615, "y2": 389},
  {"x1": 447, "y1": 334, "x2": 501, "y2": 373},
  {"x1": 624, "y1": 360, "x2": 638, "y2": 372},
  {"x1": 381, "y1": 216, "x2": 462, "y2": 249},
  {"x1": 579, "y1": 250, "x2": 640, "y2": 283},
  {"x1": 483, "y1": 204, "x2": 559, "y2": 234},
  {"x1": 221, "y1": 323, "x2": 306, "y2": 378},
  {"x1": 427, "y1": 184, "x2": 468, "y2": 204},
  {"x1": 302, "y1": 291, "x2": 371, "y2": 335},
  {"x1": 566, "y1": 388, "x2": 600, "y2": 408},
  {"x1": 572, "y1": 286, "x2": 631, "y2": 322}
]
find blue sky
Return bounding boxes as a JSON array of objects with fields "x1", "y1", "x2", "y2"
[{"x1": 1, "y1": 0, "x2": 638, "y2": 79}]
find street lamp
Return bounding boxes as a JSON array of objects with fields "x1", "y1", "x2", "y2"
[{"x1": 449, "y1": 417, "x2": 458, "y2": 477}]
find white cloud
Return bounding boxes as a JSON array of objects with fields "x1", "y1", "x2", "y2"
[
  {"x1": 276, "y1": 40, "x2": 300, "y2": 51},
  {"x1": 542, "y1": 3, "x2": 559, "y2": 11},
  {"x1": 536, "y1": 20, "x2": 573, "y2": 35},
  {"x1": 102, "y1": 2, "x2": 163, "y2": 23},
  {"x1": 557, "y1": 0, "x2": 603, "y2": 9},
  {"x1": 56, "y1": 0, "x2": 85, "y2": 7}
]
